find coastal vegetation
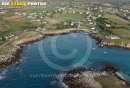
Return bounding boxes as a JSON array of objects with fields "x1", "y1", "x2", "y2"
[
  {"x1": 96, "y1": 13, "x2": 130, "y2": 44},
  {"x1": 95, "y1": 76, "x2": 127, "y2": 88}
]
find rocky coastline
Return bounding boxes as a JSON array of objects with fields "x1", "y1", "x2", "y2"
[
  {"x1": 63, "y1": 67, "x2": 130, "y2": 88},
  {"x1": 0, "y1": 28, "x2": 130, "y2": 87},
  {"x1": 0, "y1": 29, "x2": 96, "y2": 68},
  {"x1": 0, "y1": 45, "x2": 22, "y2": 68},
  {"x1": 0, "y1": 35, "x2": 44, "y2": 68},
  {"x1": 90, "y1": 33, "x2": 130, "y2": 49},
  {"x1": 100, "y1": 41, "x2": 130, "y2": 49},
  {"x1": 63, "y1": 68, "x2": 103, "y2": 88}
]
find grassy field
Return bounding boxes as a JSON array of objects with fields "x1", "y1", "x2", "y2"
[
  {"x1": 96, "y1": 14, "x2": 130, "y2": 43},
  {"x1": 103, "y1": 15, "x2": 129, "y2": 25},
  {"x1": 103, "y1": 15, "x2": 130, "y2": 39},
  {"x1": 0, "y1": 4, "x2": 86, "y2": 38},
  {"x1": 0, "y1": 12, "x2": 38, "y2": 36},
  {"x1": 25, "y1": 3, "x2": 87, "y2": 30},
  {"x1": 28, "y1": 3, "x2": 63, "y2": 13},
  {"x1": 110, "y1": 29, "x2": 130, "y2": 39},
  {"x1": 45, "y1": 17, "x2": 61, "y2": 24},
  {"x1": 95, "y1": 76, "x2": 127, "y2": 88},
  {"x1": 53, "y1": 13, "x2": 86, "y2": 21},
  {"x1": 121, "y1": 5, "x2": 130, "y2": 10},
  {"x1": 1, "y1": 5, "x2": 130, "y2": 45},
  {"x1": 106, "y1": 38, "x2": 130, "y2": 44},
  {"x1": 70, "y1": 7, "x2": 86, "y2": 12}
]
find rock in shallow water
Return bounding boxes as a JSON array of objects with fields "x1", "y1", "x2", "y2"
[
  {"x1": 63, "y1": 68, "x2": 102, "y2": 88},
  {"x1": 63, "y1": 68, "x2": 130, "y2": 88}
]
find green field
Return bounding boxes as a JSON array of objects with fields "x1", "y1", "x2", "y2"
[
  {"x1": 95, "y1": 76, "x2": 127, "y2": 88},
  {"x1": 53, "y1": 13, "x2": 86, "y2": 21},
  {"x1": 28, "y1": 3, "x2": 63, "y2": 13},
  {"x1": 103, "y1": 15, "x2": 129, "y2": 24},
  {"x1": 96, "y1": 14, "x2": 130, "y2": 43},
  {"x1": 1, "y1": 3, "x2": 130, "y2": 45},
  {"x1": 0, "y1": 12, "x2": 39, "y2": 35},
  {"x1": 0, "y1": 3, "x2": 86, "y2": 38}
]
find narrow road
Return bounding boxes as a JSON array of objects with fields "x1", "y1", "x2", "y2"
[{"x1": 0, "y1": 39, "x2": 13, "y2": 49}]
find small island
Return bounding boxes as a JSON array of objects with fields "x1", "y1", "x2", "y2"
[{"x1": 63, "y1": 67, "x2": 130, "y2": 88}]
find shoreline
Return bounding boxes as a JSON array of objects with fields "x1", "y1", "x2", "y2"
[
  {"x1": 1, "y1": 28, "x2": 130, "y2": 69},
  {"x1": 0, "y1": 28, "x2": 130, "y2": 86},
  {"x1": 90, "y1": 33, "x2": 130, "y2": 50},
  {"x1": 63, "y1": 67, "x2": 130, "y2": 88},
  {"x1": 0, "y1": 29, "x2": 95, "y2": 68},
  {"x1": 0, "y1": 29, "x2": 96, "y2": 68},
  {"x1": 63, "y1": 68, "x2": 103, "y2": 88}
]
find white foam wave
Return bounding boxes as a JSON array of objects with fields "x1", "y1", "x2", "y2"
[
  {"x1": 59, "y1": 81, "x2": 69, "y2": 88},
  {"x1": 56, "y1": 73, "x2": 66, "y2": 81},
  {"x1": 116, "y1": 72, "x2": 125, "y2": 80},
  {"x1": 0, "y1": 76, "x2": 5, "y2": 80},
  {"x1": 0, "y1": 69, "x2": 8, "y2": 81},
  {"x1": 56, "y1": 73, "x2": 69, "y2": 88}
]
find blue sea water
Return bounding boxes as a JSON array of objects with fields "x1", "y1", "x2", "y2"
[{"x1": 1, "y1": 32, "x2": 130, "y2": 88}]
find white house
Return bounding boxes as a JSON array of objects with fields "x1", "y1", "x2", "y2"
[{"x1": 105, "y1": 35, "x2": 120, "y2": 39}]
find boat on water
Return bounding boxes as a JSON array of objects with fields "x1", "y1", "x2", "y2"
[{"x1": 104, "y1": 52, "x2": 107, "y2": 54}]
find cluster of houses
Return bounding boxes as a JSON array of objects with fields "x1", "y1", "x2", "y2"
[
  {"x1": 0, "y1": 8, "x2": 3, "y2": 12},
  {"x1": 15, "y1": 12, "x2": 27, "y2": 16},
  {"x1": 0, "y1": 34, "x2": 16, "y2": 41},
  {"x1": 119, "y1": 9, "x2": 130, "y2": 20},
  {"x1": 0, "y1": 8, "x2": 7, "y2": 13},
  {"x1": 13, "y1": 2, "x2": 130, "y2": 31},
  {"x1": 15, "y1": 11, "x2": 46, "y2": 23}
]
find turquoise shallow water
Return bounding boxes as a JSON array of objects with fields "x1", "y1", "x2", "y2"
[{"x1": 1, "y1": 32, "x2": 130, "y2": 88}]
